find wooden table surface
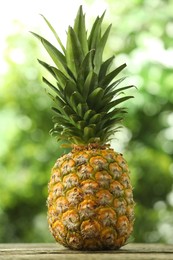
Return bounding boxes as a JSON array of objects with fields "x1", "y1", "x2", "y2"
[{"x1": 0, "y1": 243, "x2": 173, "y2": 260}]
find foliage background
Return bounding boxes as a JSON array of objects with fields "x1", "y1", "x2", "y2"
[{"x1": 0, "y1": 0, "x2": 173, "y2": 243}]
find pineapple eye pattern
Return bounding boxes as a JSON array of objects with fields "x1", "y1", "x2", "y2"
[{"x1": 48, "y1": 148, "x2": 134, "y2": 250}]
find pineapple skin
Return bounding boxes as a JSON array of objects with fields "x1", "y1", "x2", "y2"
[{"x1": 47, "y1": 146, "x2": 135, "y2": 250}]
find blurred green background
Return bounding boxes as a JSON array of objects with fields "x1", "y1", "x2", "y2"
[{"x1": 0, "y1": 0, "x2": 173, "y2": 243}]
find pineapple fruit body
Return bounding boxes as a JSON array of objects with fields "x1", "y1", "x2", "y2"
[
  {"x1": 32, "y1": 5, "x2": 136, "y2": 250},
  {"x1": 48, "y1": 145, "x2": 134, "y2": 250}
]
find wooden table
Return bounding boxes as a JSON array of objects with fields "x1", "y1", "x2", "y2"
[{"x1": 0, "y1": 243, "x2": 173, "y2": 260}]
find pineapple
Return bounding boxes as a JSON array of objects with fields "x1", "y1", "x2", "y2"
[{"x1": 32, "y1": 6, "x2": 135, "y2": 250}]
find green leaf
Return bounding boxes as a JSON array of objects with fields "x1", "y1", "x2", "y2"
[
  {"x1": 98, "y1": 128, "x2": 119, "y2": 143},
  {"x1": 38, "y1": 59, "x2": 56, "y2": 78},
  {"x1": 103, "y1": 117, "x2": 123, "y2": 129},
  {"x1": 83, "y1": 71, "x2": 98, "y2": 98},
  {"x1": 50, "y1": 124, "x2": 63, "y2": 133},
  {"x1": 42, "y1": 77, "x2": 60, "y2": 95},
  {"x1": 68, "y1": 136, "x2": 84, "y2": 145},
  {"x1": 52, "y1": 107, "x2": 67, "y2": 121},
  {"x1": 100, "y1": 63, "x2": 127, "y2": 87},
  {"x1": 31, "y1": 7, "x2": 136, "y2": 146},
  {"x1": 77, "y1": 50, "x2": 95, "y2": 91},
  {"x1": 66, "y1": 26, "x2": 84, "y2": 78},
  {"x1": 89, "y1": 113, "x2": 102, "y2": 124},
  {"x1": 105, "y1": 76, "x2": 126, "y2": 93},
  {"x1": 88, "y1": 87, "x2": 104, "y2": 108},
  {"x1": 53, "y1": 117, "x2": 68, "y2": 127},
  {"x1": 31, "y1": 32, "x2": 68, "y2": 76},
  {"x1": 104, "y1": 85, "x2": 135, "y2": 101},
  {"x1": 88, "y1": 11, "x2": 105, "y2": 50},
  {"x1": 53, "y1": 104, "x2": 75, "y2": 121},
  {"x1": 41, "y1": 40, "x2": 66, "y2": 74},
  {"x1": 77, "y1": 120, "x2": 86, "y2": 130},
  {"x1": 76, "y1": 103, "x2": 88, "y2": 117},
  {"x1": 61, "y1": 126, "x2": 83, "y2": 138},
  {"x1": 95, "y1": 116, "x2": 107, "y2": 130},
  {"x1": 40, "y1": 14, "x2": 66, "y2": 54},
  {"x1": 38, "y1": 59, "x2": 75, "y2": 91},
  {"x1": 54, "y1": 95, "x2": 67, "y2": 110},
  {"x1": 94, "y1": 24, "x2": 112, "y2": 74},
  {"x1": 106, "y1": 107, "x2": 127, "y2": 120},
  {"x1": 98, "y1": 56, "x2": 115, "y2": 82},
  {"x1": 69, "y1": 114, "x2": 81, "y2": 125},
  {"x1": 64, "y1": 80, "x2": 78, "y2": 102},
  {"x1": 69, "y1": 91, "x2": 84, "y2": 110},
  {"x1": 84, "y1": 125, "x2": 96, "y2": 141},
  {"x1": 51, "y1": 67, "x2": 69, "y2": 88},
  {"x1": 63, "y1": 105, "x2": 75, "y2": 117},
  {"x1": 101, "y1": 95, "x2": 134, "y2": 112},
  {"x1": 74, "y1": 5, "x2": 88, "y2": 55},
  {"x1": 84, "y1": 109, "x2": 95, "y2": 121}
]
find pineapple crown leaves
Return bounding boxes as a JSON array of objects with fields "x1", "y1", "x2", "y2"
[{"x1": 31, "y1": 5, "x2": 135, "y2": 145}]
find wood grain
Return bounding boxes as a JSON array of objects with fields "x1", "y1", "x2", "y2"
[{"x1": 0, "y1": 243, "x2": 173, "y2": 260}]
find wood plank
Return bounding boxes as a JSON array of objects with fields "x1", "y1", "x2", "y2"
[{"x1": 0, "y1": 243, "x2": 173, "y2": 260}]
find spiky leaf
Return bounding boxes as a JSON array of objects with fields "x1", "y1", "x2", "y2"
[
  {"x1": 88, "y1": 11, "x2": 105, "y2": 50},
  {"x1": 74, "y1": 5, "x2": 88, "y2": 55},
  {"x1": 94, "y1": 24, "x2": 112, "y2": 74},
  {"x1": 40, "y1": 14, "x2": 66, "y2": 54},
  {"x1": 32, "y1": 6, "x2": 135, "y2": 145},
  {"x1": 66, "y1": 26, "x2": 84, "y2": 78}
]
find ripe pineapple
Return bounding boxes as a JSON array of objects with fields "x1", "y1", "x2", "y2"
[{"x1": 32, "y1": 6, "x2": 135, "y2": 250}]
